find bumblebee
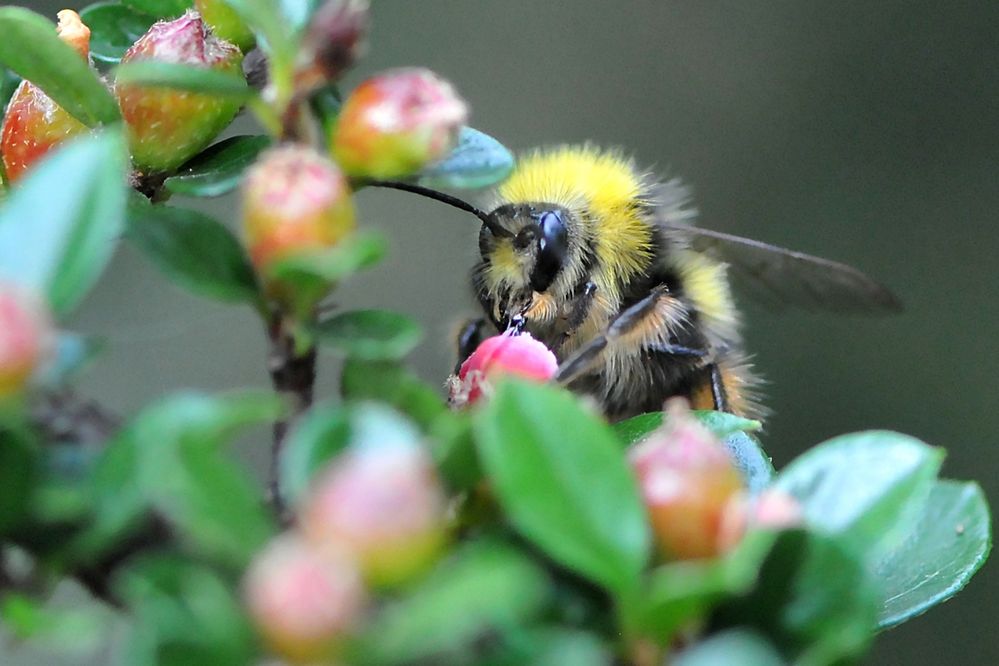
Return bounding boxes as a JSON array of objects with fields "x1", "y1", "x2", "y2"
[{"x1": 374, "y1": 145, "x2": 900, "y2": 420}]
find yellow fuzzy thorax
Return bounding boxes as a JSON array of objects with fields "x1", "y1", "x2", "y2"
[{"x1": 497, "y1": 146, "x2": 655, "y2": 291}]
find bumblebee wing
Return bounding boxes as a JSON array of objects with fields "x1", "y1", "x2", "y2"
[{"x1": 661, "y1": 225, "x2": 902, "y2": 314}]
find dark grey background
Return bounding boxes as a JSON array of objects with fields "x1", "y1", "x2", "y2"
[{"x1": 11, "y1": 1, "x2": 999, "y2": 665}]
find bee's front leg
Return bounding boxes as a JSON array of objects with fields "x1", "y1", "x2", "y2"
[{"x1": 453, "y1": 317, "x2": 491, "y2": 373}]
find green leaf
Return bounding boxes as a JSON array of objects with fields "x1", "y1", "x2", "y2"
[
  {"x1": 83, "y1": 392, "x2": 281, "y2": 568},
  {"x1": 612, "y1": 409, "x2": 761, "y2": 446},
  {"x1": 315, "y1": 309, "x2": 423, "y2": 361},
  {"x1": 0, "y1": 7, "x2": 120, "y2": 126},
  {"x1": 280, "y1": 402, "x2": 421, "y2": 506},
  {"x1": 341, "y1": 359, "x2": 446, "y2": 431},
  {"x1": 80, "y1": 3, "x2": 158, "y2": 66},
  {"x1": 774, "y1": 431, "x2": 943, "y2": 565},
  {"x1": 164, "y1": 135, "x2": 271, "y2": 197},
  {"x1": 0, "y1": 423, "x2": 38, "y2": 535},
  {"x1": 125, "y1": 203, "x2": 260, "y2": 304},
  {"x1": 279, "y1": 0, "x2": 324, "y2": 30},
  {"x1": 417, "y1": 127, "x2": 516, "y2": 190},
  {"x1": 1, "y1": 67, "x2": 20, "y2": 109},
  {"x1": 360, "y1": 541, "x2": 550, "y2": 665},
  {"x1": 0, "y1": 593, "x2": 115, "y2": 655},
  {"x1": 715, "y1": 529, "x2": 878, "y2": 665},
  {"x1": 310, "y1": 84, "x2": 342, "y2": 137},
  {"x1": 114, "y1": 61, "x2": 253, "y2": 99},
  {"x1": 123, "y1": 0, "x2": 194, "y2": 18},
  {"x1": 267, "y1": 230, "x2": 387, "y2": 285},
  {"x1": 519, "y1": 628, "x2": 613, "y2": 666},
  {"x1": 0, "y1": 131, "x2": 128, "y2": 315},
  {"x1": 475, "y1": 380, "x2": 650, "y2": 594},
  {"x1": 674, "y1": 630, "x2": 785, "y2": 666},
  {"x1": 116, "y1": 555, "x2": 256, "y2": 666},
  {"x1": 222, "y1": 0, "x2": 295, "y2": 64},
  {"x1": 723, "y1": 431, "x2": 775, "y2": 495},
  {"x1": 875, "y1": 480, "x2": 992, "y2": 628}
]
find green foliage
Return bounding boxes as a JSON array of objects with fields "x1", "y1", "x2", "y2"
[
  {"x1": 417, "y1": 127, "x2": 517, "y2": 190},
  {"x1": 0, "y1": 132, "x2": 127, "y2": 316},
  {"x1": 80, "y1": 3, "x2": 158, "y2": 65},
  {"x1": 674, "y1": 630, "x2": 784, "y2": 666},
  {"x1": 475, "y1": 380, "x2": 651, "y2": 595},
  {"x1": 0, "y1": 422, "x2": 38, "y2": 535},
  {"x1": 126, "y1": 202, "x2": 261, "y2": 305},
  {"x1": 123, "y1": 0, "x2": 194, "y2": 18},
  {"x1": 0, "y1": 7, "x2": 121, "y2": 126},
  {"x1": 114, "y1": 61, "x2": 254, "y2": 100},
  {"x1": 316, "y1": 309, "x2": 423, "y2": 361},
  {"x1": 164, "y1": 135, "x2": 272, "y2": 197}
]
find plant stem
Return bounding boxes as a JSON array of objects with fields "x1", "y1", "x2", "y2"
[{"x1": 266, "y1": 315, "x2": 317, "y2": 522}]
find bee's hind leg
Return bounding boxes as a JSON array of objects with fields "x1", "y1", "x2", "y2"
[{"x1": 707, "y1": 362, "x2": 729, "y2": 412}]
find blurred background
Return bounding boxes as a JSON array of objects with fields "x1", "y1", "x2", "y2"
[{"x1": 10, "y1": 1, "x2": 999, "y2": 664}]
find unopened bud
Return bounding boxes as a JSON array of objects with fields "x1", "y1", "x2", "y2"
[
  {"x1": 717, "y1": 489, "x2": 804, "y2": 552},
  {"x1": 300, "y1": 442, "x2": 447, "y2": 587},
  {"x1": 244, "y1": 534, "x2": 367, "y2": 663},
  {"x1": 295, "y1": 0, "x2": 369, "y2": 92},
  {"x1": 0, "y1": 11, "x2": 91, "y2": 182},
  {"x1": 115, "y1": 11, "x2": 243, "y2": 173},
  {"x1": 629, "y1": 399, "x2": 744, "y2": 560},
  {"x1": 195, "y1": 0, "x2": 255, "y2": 52},
  {"x1": 331, "y1": 68, "x2": 467, "y2": 179},
  {"x1": 448, "y1": 333, "x2": 558, "y2": 407},
  {"x1": 241, "y1": 144, "x2": 356, "y2": 276},
  {"x1": 0, "y1": 284, "x2": 53, "y2": 398}
]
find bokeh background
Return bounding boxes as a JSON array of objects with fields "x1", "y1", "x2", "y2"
[{"x1": 10, "y1": 1, "x2": 999, "y2": 664}]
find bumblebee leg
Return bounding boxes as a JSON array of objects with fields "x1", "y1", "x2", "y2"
[
  {"x1": 454, "y1": 318, "x2": 489, "y2": 373},
  {"x1": 708, "y1": 362, "x2": 729, "y2": 411},
  {"x1": 552, "y1": 281, "x2": 597, "y2": 354},
  {"x1": 557, "y1": 285, "x2": 701, "y2": 385}
]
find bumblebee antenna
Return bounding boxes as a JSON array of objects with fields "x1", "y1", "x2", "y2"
[{"x1": 362, "y1": 179, "x2": 511, "y2": 237}]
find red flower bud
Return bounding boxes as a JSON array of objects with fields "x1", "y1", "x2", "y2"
[
  {"x1": 629, "y1": 399, "x2": 744, "y2": 560},
  {"x1": 115, "y1": 11, "x2": 243, "y2": 173},
  {"x1": 331, "y1": 68, "x2": 467, "y2": 179},
  {"x1": 0, "y1": 284, "x2": 53, "y2": 398},
  {"x1": 194, "y1": 0, "x2": 255, "y2": 52},
  {"x1": 299, "y1": 442, "x2": 447, "y2": 587},
  {"x1": 295, "y1": 0, "x2": 369, "y2": 91},
  {"x1": 449, "y1": 333, "x2": 558, "y2": 407},
  {"x1": 0, "y1": 11, "x2": 91, "y2": 183},
  {"x1": 241, "y1": 144, "x2": 356, "y2": 275},
  {"x1": 244, "y1": 534, "x2": 367, "y2": 663}
]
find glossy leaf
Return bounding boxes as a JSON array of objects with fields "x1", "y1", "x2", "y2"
[
  {"x1": 126, "y1": 203, "x2": 260, "y2": 304},
  {"x1": 715, "y1": 529, "x2": 878, "y2": 665},
  {"x1": 723, "y1": 431, "x2": 775, "y2": 495},
  {"x1": 360, "y1": 542, "x2": 550, "y2": 665},
  {"x1": 0, "y1": 132, "x2": 128, "y2": 315},
  {"x1": 114, "y1": 60, "x2": 253, "y2": 99},
  {"x1": 0, "y1": 593, "x2": 115, "y2": 655},
  {"x1": 221, "y1": 0, "x2": 295, "y2": 64},
  {"x1": 267, "y1": 229, "x2": 387, "y2": 287},
  {"x1": 0, "y1": 7, "x2": 121, "y2": 126},
  {"x1": 417, "y1": 126, "x2": 516, "y2": 190},
  {"x1": 164, "y1": 135, "x2": 271, "y2": 197},
  {"x1": 280, "y1": 402, "x2": 421, "y2": 505},
  {"x1": 1, "y1": 68, "x2": 20, "y2": 109},
  {"x1": 83, "y1": 392, "x2": 281, "y2": 567},
  {"x1": 123, "y1": 0, "x2": 194, "y2": 17},
  {"x1": 674, "y1": 630, "x2": 785, "y2": 666},
  {"x1": 0, "y1": 424, "x2": 37, "y2": 535},
  {"x1": 774, "y1": 431, "x2": 943, "y2": 564},
  {"x1": 612, "y1": 409, "x2": 761, "y2": 446},
  {"x1": 875, "y1": 480, "x2": 992, "y2": 628},
  {"x1": 315, "y1": 309, "x2": 423, "y2": 361},
  {"x1": 475, "y1": 380, "x2": 650, "y2": 593},
  {"x1": 80, "y1": 3, "x2": 158, "y2": 65}
]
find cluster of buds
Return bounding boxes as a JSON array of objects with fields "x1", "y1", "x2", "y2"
[
  {"x1": 245, "y1": 437, "x2": 448, "y2": 661},
  {"x1": 0, "y1": 283, "x2": 53, "y2": 400},
  {"x1": 115, "y1": 11, "x2": 243, "y2": 173},
  {"x1": 629, "y1": 400, "x2": 802, "y2": 561},
  {"x1": 0, "y1": 10, "x2": 91, "y2": 182},
  {"x1": 448, "y1": 332, "x2": 560, "y2": 407}
]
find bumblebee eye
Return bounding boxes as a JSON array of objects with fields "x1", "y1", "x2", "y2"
[{"x1": 531, "y1": 210, "x2": 569, "y2": 292}]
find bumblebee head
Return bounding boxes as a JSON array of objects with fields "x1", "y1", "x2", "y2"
[{"x1": 480, "y1": 203, "x2": 574, "y2": 293}]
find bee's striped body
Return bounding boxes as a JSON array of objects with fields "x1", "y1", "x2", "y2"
[{"x1": 470, "y1": 147, "x2": 762, "y2": 420}]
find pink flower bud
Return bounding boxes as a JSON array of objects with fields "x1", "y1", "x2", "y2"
[
  {"x1": 717, "y1": 489, "x2": 805, "y2": 552},
  {"x1": 448, "y1": 333, "x2": 559, "y2": 407},
  {"x1": 331, "y1": 68, "x2": 467, "y2": 179},
  {"x1": 295, "y1": 0, "x2": 369, "y2": 91},
  {"x1": 629, "y1": 399, "x2": 744, "y2": 560},
  {"x1": 299, "y1": 443, "x2": 447, "y2": 587},
  {"x1": 0, "y1": 284, "x2": 54, "y2": 399},
  {"x1": 195, "y1": 0, "x2": 255, "y2": 52},
  {"x1": 244, "y1": 534, "x2": 367, "y2": 663},
  {"x1": 241, "y1": 144, "x2": 356, "y2": 274},
  {"x1": 115, "y1": 11, "x2": 243, "y2": 173},
  {"x1": 1, "y1": 11, "x2": 91, "y2": 183}
]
